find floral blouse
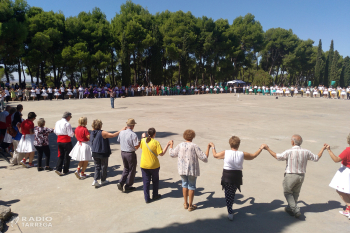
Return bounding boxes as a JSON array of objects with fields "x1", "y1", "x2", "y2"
[
  {"x1": 34, "y1": 127, "x2": 54, "y2": 146},
  {"x1": 169, "y1": 142, "x2": 208, "y2": 177}
]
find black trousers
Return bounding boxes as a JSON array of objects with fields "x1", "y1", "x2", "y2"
[
  {"x1": 48, "y1": 93, "x2": 53, "y2": 100},
  {"x1": 35, "y1": 145, "x2": 50, "y2": 167},
  {"x1": 56, "y1": 142, "x2": 72, "y2": 173},
  {"x1": 119, "y1": 151, "x2": 137, "y2": 188},
  {"x1": 93, "y1": 157, "x2": 109, "y2": 181},
  {"x1": 61, "y1": 92, "x2": 65, "y2": 100},
  {"x1": 36, "y1": 94, "x2": 40, "y2": 101},
  {"x1": 141, "y1": 167, "x2": 160, "y2": 201}
]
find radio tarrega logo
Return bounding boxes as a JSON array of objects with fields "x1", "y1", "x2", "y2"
[{"x1": 11, "y1": 215, "x2": 53, "y2": 228}]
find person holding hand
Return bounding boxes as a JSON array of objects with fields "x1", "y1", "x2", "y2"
[
  {"x1": 326, "y1": 134, "x2": 350, "y2": 218},
  {"x1": 169, "y1": 129, "x2": 210, "y2": 211},
  {"x1": 211, "y1": 136, "x2": 263, "y2": 221},
  {"x1": 262, "y1": 134, "x2": 327, "y2": 218},
  {"x1": 90, "y1": 119, "x2": 126, "y2": 187},
  {"x1": 139, "y1": 128, "x2": 171, "y2": 203}
]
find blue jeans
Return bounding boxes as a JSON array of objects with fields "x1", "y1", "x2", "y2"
[
  {"x1": 110, "y1": 97, "x2": 114, "y2": 108},
  {"x1": 180, "y1": 175, "x2": 197, "y2": 190}
]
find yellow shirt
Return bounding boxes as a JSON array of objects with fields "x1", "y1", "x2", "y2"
[{"x1": 140, "y1": 138, "x2": 163, "y2": 169}]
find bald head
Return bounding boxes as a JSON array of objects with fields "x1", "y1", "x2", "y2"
[{"x1": 291, "y1": 134, "x2": 303, "y2": 146}]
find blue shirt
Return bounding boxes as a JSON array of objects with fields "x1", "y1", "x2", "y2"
[{"x1": 13, "y1": 126, "x2": 22, "y2": 141}]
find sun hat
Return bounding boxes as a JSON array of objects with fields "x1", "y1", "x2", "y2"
[{"x1": 126, "y1": 118, "x2": 137, "y2": 125}]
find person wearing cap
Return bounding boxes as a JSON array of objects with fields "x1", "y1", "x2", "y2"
[
  {"x1": 117, "y1": 118, "x2": 140, "y2": 192},
  {"x1": 54, "y1": 112, "x2": 74, "y2": 176}
]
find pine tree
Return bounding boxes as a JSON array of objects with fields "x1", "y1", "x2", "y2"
[
  {"x1": 324, "y1": 40, "x2": 334, "y2": 86},
  {"x1": 330, "y1": 50, "x2": 340, "y2": 86},
  {"x1": 343, "y1": 56, "x2": 350, "y2": 86},
  {"x1": 314, "y1": 39, "x2": 323, "y2": 85}
]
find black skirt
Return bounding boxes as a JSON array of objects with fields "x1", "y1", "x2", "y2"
[{"x1": 221, "y1": 169, "x2": 243, "y2": 192}]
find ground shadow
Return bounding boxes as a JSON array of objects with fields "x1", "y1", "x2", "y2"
[
  {"x1": 138, "y1": 197, "x2": 344, "y2": 233},
  {"x1": 299, "y1": 200, "x2": 343, "y2": 213},
  {"x1": 134, "y1": 131, "x2": 178, "y2": 139},
  {"x1": 0, "y1": 199, "x2": 20, "y2": 207}
]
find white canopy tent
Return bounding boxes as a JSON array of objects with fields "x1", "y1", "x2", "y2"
[{"x1": 227, "y1": 80, "x2": 246, "y2": 85}]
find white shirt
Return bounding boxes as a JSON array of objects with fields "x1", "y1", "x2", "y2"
[
  {"x1": 35, "y1": 89, "x2": 40, "y2": 94},
  {"x1": 78, "y1": 87, "x2": 84, "y2": 92},
  {"x1": 60, "y1": 87, "x2": 65, "y2": 92},
  {"x1": 224, "y1": 150, "x2": 244, "y2": 171},
  {"x1": 54, "y1": 118, "x2": 74, "y2": 137},
  {"x1": 276, "y1": 146, "x2": 319, "y2": 174},
  {"x1": 48, "y1": 88, "x2": 52, "y2": 93}
]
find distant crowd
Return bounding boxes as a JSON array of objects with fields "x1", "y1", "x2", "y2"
[{"x1": 0, "y1": 81, "x2": 349, "y2": 109}]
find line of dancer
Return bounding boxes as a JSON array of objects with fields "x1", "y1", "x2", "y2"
[
  {"x1": 1, "y1": 109, "x2": 350, "y2": 221},
  {"x1": 0, "y1": 84, "x2": 349, "y2": 108}
]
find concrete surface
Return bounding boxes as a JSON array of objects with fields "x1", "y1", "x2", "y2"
[{"x1": 0, "y1": 94, "x2": 349, "y2": 233}]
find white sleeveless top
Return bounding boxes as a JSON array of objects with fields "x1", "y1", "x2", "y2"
[{"x1": 224, "y1": 150, "x2": 244, "y2": 170}]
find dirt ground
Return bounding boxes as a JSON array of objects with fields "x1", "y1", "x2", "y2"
[{"x1": 1, "y1": 93, "x2": 349, "y2": 233}]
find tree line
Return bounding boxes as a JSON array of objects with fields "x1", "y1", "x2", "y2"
[{"x1": 0, "y1": 0, "x2": 349, "y2": 87}]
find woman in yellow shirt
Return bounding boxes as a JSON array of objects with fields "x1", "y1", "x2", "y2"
[{"x1": 140, "y1": 128, "x2": 170, "y2": 203}]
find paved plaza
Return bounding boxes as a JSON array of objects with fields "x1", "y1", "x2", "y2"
[{"x1": 0, "y1": 94, "x2": 349, "y2": 233}]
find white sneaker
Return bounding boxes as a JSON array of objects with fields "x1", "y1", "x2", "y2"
[
  {"x1": 92, "y1": 180, "x2": 101, "y2": 187},
  {"x1": 74, "y1": 170, "x2": 80, "y2": 179},
  {"x1": 55, "y1": 170, "x2": 63, "y2": 176},
  {"x1": 20, "y1": 160, "x2": 29, "y2": 168},
  {"x1": 339, "y1": 211, "x2": 349, "y2": 217},
  {"x1": 228, "y1": 213, "x2": 234, "y2": 221},
  {"x1": 101, "y1": 180, "x2": 109, "y2": 185}
]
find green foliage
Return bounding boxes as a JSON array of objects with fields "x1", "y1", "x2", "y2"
[
  {"x1": 252, "y1": 70, "x2": 272, "y2": 86},
  {"x1": 0, "y1": 0, "x2": 348, "y2": 87},
  {"x1": 343, "y1": 56, "x2": 350, "y2": 86}
]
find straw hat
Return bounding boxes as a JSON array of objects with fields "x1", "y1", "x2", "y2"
[{"x1": 126, "y1": 118, "x2": 137, "y2": 125}]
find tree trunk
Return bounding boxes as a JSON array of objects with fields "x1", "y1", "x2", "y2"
[
  {"x1": 17, "y1": 61, "x2": 22, "y2": 84},
  {"x1": 4, "y1": 64, "x2": 9, "y2": 83},
  {"x1": 40, "y1": 62, "x2": 45, "y2": 85},
  {"x1": 178, "y1": 61, "x2": 181, "y2": 85},
  {"x1": 21, "y1": 62, "x2": 26, "y2": 84}
]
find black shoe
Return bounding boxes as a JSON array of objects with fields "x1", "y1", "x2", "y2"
[
  {"x1": 145, "y1": 199, "x2": 151, "y2": 204},
  {"x1": 152, "y1": 194, "x2": 161, "y2": 200},
  {"x1": 63, "y1": 171, "x2": 70, "y2": 175},
  {"x1": 117, "y1": 183, "x2": 124, "y2": 192},
  {"x1": 44, "y1": 167, "x2": 53, "y2": 171},
  {"x1": 37, "y1": 167, "x2": 44, "y2": 171},
  {"x1": 124, "y1": 187, "x2": 136, "y2": 192}
]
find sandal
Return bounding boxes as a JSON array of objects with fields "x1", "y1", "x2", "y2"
[
  {"x1": 183, "y1": 203, "x2": 188, "y2": 209},
  {"x1": 188, "y1": 204, "x2": 197, "y2": 212}
]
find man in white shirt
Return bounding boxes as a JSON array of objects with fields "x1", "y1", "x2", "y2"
[
  {"x1": 54, "y1": 112, "x2": 74, "y2": 176},
  {"x1": 47, "y1": 86, "x2": 53, "y2": 101},
  {"x1": 78, "y1": 85, "x2": 84, "y2": 99},
  {"x1": 60, "y1": 85, "x2": 65, "y2": 100},
  {"x1": 262, "y1": 135, "x2": 326, "y2": 218}
]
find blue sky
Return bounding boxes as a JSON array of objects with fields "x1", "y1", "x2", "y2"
[{"x1": 27, "y1": 0, "x2": 350, "y2": 57}]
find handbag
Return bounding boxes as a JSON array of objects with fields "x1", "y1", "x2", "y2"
[{"x1": 144, "y1": 138, "x2": 157, "y2": 157}]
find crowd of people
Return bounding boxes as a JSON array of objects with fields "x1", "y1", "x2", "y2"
[
  {"x1": 0, "y1": 83, "x2": 349, "y2": 108},
  {"x1": 0, "y1": 106, "x2": 349, "y2": 222}
]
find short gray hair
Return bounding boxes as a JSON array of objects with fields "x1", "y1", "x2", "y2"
[
  {"x1": 347, "y1": 133, "x2": 350, "y2": 145},
  {"x1": 62, "y1": 112, "x2": 72, "y2": 119},
  {"x1": 292, "y1": 134, "x2": 303, "y2": 146}
]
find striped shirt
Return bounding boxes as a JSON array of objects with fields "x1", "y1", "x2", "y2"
[{"x1": 276, "y1": 146, "x2": 319, "y2": 174}]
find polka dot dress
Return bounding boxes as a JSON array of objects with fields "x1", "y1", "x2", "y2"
[{"x1": 224, "y1": 184, "x2": 237, "y2": 214}]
